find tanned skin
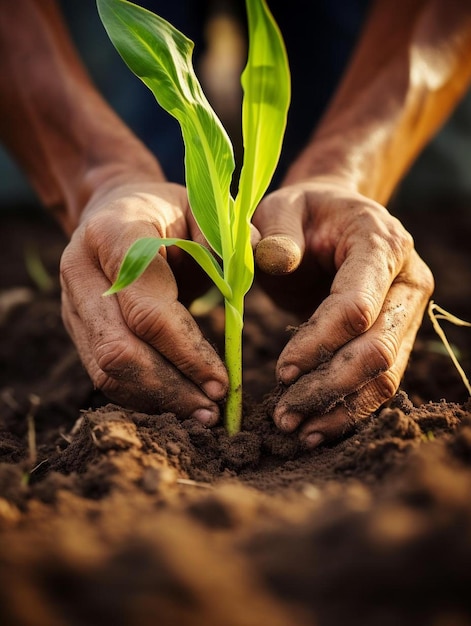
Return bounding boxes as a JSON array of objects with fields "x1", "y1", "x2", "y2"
[
  {"x1": 254, "y1": 0, "x2": 470, "y2": 446},
  {"x1": 1, "y1": 0, "x2": 470, "y2": 445}
]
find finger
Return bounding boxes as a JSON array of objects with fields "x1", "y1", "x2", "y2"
[
  {"x1": 252, "y1": 188, "x2": 306, "y2": 274},
  {"x1": 108, "y1": 252, "x2": 228, "y2": 398},
  {"x1": 273, "y1": 271, "x2": 429, "y2": 434},
  {"x1": 296, "y1": 371, "x2": 402, "y2": 449},
  {"x1": 275, "y1": 353, "x2": 410, "y2": 448},
  {"x1": 255, "y1": 235, "x2": 303, "y2": 275},
  {"x1": 86, "y1": 216, "x2": 228, "y2": 397},
  {"x1": 61, "y1": 255, "x2": 227, "y2": 423},
  {"x1": 277, "y1": 239, "x2": 429, "y2": 384},
  {"x1": 62, "y1": 293, "x2": 222, "y2": 424},
  {"x1": 250, "y1": 224, "x2": 261, "y2": 250}
]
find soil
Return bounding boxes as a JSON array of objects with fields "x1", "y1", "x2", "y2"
[{"x1": 1, "y1": 200, "x2": 471, "y2": 626}]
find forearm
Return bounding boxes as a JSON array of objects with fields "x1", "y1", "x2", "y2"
[
  {"x1": 0, "y1": 0, "x2": 163, "y2": 235},
  {"x1": 284, "y1": 0, "x2": 471, "y2": 204}
]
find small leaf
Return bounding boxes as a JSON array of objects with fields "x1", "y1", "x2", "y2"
[
  {"x1": 229, "y1": 0, "x2": 291, "y2": 297},
  {"x1": 97, "y1": 0, "x2": 234, "y2": 259},
  {"x1": 235, "y1": 0, "x2": 290, "y2": 223},
  {"x1": 103, "y1": 237, "x2": 231, "y2": 299}
]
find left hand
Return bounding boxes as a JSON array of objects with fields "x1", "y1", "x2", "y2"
[{"x1": 252, "y1": 177, "x2": 434, "y2": 448}]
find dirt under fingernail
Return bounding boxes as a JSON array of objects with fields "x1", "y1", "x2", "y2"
[
  {"x1": 303, "y1": 432, "x2": 325, "y2": 449},
  {"x1": 279, "y1": 364, "x2": 300, "y2": 384},
  {"x1": 279, "y1": 414, "x2": 296, "y2": 432},
  {"x1": 3, "y1": 210, "x2": 471, "y2": 625},
  {"x1": 191, "y1": 407, "x2": 219, "y2": 426}
]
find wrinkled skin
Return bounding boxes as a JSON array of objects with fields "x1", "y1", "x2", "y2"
[
  {"x1": 60, "y1": 175, "x2": 228, "y2": 426},
  {"x1": 3, "y1": 0, "x2": 463, "y2": 450},
  {"x1": 253, "y1": 178, "x2": 434, "y2": 448},
  {"x1": 61, "y1": 171, "x2": 433, "y2": 450}
]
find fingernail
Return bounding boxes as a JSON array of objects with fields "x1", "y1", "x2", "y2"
[
  {"x1": 303, "y1": 432, "x2": 325, "y2": 449},
  {"x1": 191, "y1": 407, "x2": 219, "y2": 427},
  {"x1": 203, "y1": 380, "x2": 226, "y2": 401},
  {"x1": 279, "y1": 364, "x2": 301, "y2": 384},
  {"x1": 277, "y1": 412, "x2": 297, "y2": 433}
]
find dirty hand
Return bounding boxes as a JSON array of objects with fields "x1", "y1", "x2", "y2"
[
  {"x1": 60, "y1": 175, "x2": 228, "y2": 424},
  {"x1": 253, "y1": 178, "x2": 434, "y2": 448}
]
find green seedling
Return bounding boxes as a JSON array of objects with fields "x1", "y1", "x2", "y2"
[
  {"x1": 21, "y1": 393, "x2": 40, "y2": 487},
  {"x1": 24, "y1": 244, "x2": 54, "y2": 293},
  {"x1": 428, "y1": 300, "x2": 471, "y2": 396},
  {"x1": 97, "y1": 0, "x2": 291, "y2": 434}
]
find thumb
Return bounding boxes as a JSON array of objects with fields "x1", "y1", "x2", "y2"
[
  {"x1": 253, "y1": 188, "x2": 305, "y2": 275},
  {"x1": 255, "y1": 235, "x2": 302, "y2": 275}
]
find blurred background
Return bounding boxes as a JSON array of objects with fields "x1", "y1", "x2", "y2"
[{"x1": 1, "y1": 0, "x2": 471, "y2": 211}]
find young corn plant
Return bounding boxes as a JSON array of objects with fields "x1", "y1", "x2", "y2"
[{"x1": 97, "y1": 0, "x2": 290, "y2": 434}]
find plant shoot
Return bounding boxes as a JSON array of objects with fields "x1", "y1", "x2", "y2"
[{"x1": 97, "y1": 0, "x2": 291, "y2": 434}]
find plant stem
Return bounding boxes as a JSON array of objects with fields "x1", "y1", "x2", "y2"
[{"x1": 224, "y1": 296, "x2": 244, "y2": 435}]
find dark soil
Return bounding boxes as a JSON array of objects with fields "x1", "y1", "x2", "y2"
[{"x1": 1, "y1": 201, "x2": 471, "y2": 626}]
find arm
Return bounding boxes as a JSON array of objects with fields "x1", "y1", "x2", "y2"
[
  {"x1": 0, "y1": 0, "x2": 228, "y2": 421},
  {"x1": 286, "y1": 0, "x2": 471, "y2": 201},
  {"x1": 254, "y1": 0, "x2": 471, "y2": 447},
  {"x1": 0, "y1": 0, "x2": 162, "y2": 234}
]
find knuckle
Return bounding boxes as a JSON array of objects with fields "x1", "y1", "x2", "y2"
[
  {"x1": 94, "y1": 333, "x2": 137, "y2": 376},
  {"x1": 397, "y1": 252, "x2": 435, "y2": 299},
  {"x1": 83, "y1": 216, "x2": 122, "y2": 276},
  {"x1": 387, "y1": 228, "x2": 415, "y2": 277},
  {"x1": 82, "y1": 212, "x2": 112, "y2": 250},
  {"x1": 340, "y1": 297, "x2": 375, "y2": 336},
  {"x1": 388, "y1": 220, "x2": 414, "y2": 256},
  {"x1": 363, "y1": 335, "x2": 398, "y2": 375},
  {"x1": 80, "y1": 350, "x2": 126, "y2": 399},
  {"x1": 373, "y1": 369, "x2": 399, "y2": 402},
  {"x1": 81, "y1": 212, "x2": 153, "y2": 281},
  {"x1": 123, "y1": 297, "x2": 167, "y2": 341},
  {"x1": 377, "y1": 211, "x2": 413, "y2": 249},
  {"x1": 359, "y1": 211, "x2": 414, "y2": 270},
  {"x1": 378, "y1": 227, "x2": 412, "y2": 273},
  {"x1": 93, "y1": 369, "x2": 121, "y2": 396},
  {"x1": 345, "y1": 371, "x2": 398, "y2": 422}
]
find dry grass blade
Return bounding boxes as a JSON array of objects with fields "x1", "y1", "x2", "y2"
[{"x1": 428, "y1": 300, "x2": 471, "y2": 395}]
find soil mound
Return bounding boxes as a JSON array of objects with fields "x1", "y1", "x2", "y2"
[{"x1": 1, "y1": 206, "x2": 471, "y2": 625}]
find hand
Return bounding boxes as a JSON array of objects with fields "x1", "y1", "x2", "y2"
[
  {"x1": 253, "y1": 177, "x2": 434, "y2": 448},
  {"x1": 60, "y1": 173, "x2": 228, "y2": 424}
]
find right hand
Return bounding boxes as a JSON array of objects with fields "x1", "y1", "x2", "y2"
[{"x1": 59, "y1": 173, "x2": 228, "y2": 425}]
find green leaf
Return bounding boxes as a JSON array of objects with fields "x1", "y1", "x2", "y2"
[
  {"x1": 96, "y1": 0, "x2": 234, "y2": 260},
  {"x1": 103, "y1": 237, "x2": 232, "y2": 299},
  {"x1": 235, "y1": 0, "x2": 290, "y2": 224},
  {"x1": 230, "y1": 0, "x2": 290, "y2": 296}
]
